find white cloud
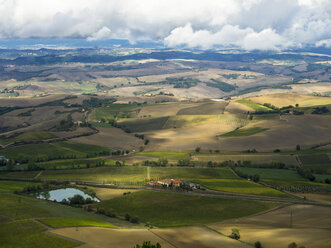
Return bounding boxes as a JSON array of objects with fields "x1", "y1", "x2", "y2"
[
  {"x1": 316, "y1": 39, "x2": 331, "y2": 47},
  {"x1": 87, "y1": 27, "x2": 112, "y2": 41},
  {"x1": 0, "y1": 0, "x2": 330, "y2": 50}
]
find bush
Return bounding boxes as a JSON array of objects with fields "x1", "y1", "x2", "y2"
[
  {"x1": 229, "y1": 228, "x2": 240, "y2": 240},
  {"x1": 134, "y1": 241, "x2": 161, "y2": 248},
  {"x1": 254, "y1": 241, "x2": 262, "y2": 248},
  {"x1": 130, "y1": 216, "x2": 140, "y2": 224},
  {"x1": 125, "y1": 213, "x2": 131, "y2": 221}
]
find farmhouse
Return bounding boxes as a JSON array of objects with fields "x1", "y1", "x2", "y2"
[
  {"x1": 149, "y1": 179, "x2": 183, "y2": 188},
  {"x1": 149, "y1": 179, "x2": 200, "y2": 190}
]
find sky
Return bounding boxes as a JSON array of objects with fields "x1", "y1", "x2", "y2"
[{"x1": 0, "y1": 0, "x2": 330, "y2": 50}]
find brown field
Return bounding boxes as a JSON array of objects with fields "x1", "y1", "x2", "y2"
[
  {"x1": 138, "y1": 102, "x2": 198, "y2": 118},
  {"x1": 294, "y1": 193, "x2": 331, "y2": 204},
  {"x1": 209, "y1": 204, "x2": 331, "y2": 248},
  {"x1": 225, "y1": 101, "x2": 255, "y2": 114},
  {"x1": 49, "y1": 227, "x2": 174, "y2": 248},
  {"x1": 0, "y1": 94, "x2": 66, "y2": 107},
  {"x1": 144, "y1": 113, "x2": 250, "y2": 151},
  {"x1": 288, "y1": 82, "x2": 331, "y2": 95},
  {"x1": 90, "y1": 187, "x2": 140, "y2": 200},
  {"x1": 50, "y1": 226, "x2": 249, "y2": 248},
  {"x1": 247, "y1": 93, "x2": 331, "y2": 108},
  {"x1": 71, "y1": 127, "x2": 144, "y2": 150},
  {"x1": 218, "y1": 114, "x2": 331, "y2": 152}
]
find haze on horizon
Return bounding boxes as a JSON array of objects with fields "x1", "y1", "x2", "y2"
[{"x1": 0, "y1": 0, "x2": 330, "y2": 51}]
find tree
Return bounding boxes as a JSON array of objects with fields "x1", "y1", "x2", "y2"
[
  {"x1": 229, "y1": 228, "x2": 240, "y2": 240},
  {"x1": 254, "y1": 241, "x2": 262, "y2": 248},
  {"x1": 252, "y1": 174, "x2": 260, "y2": 183},
  {"x1": 296, "y1": 144, "x2": 301, "y2": 151},
  {"x1": 288, "y1": 242, "x2": 297, "y2": 248},
  {"x1": 195, "y1": 147, "x2": 201, "y2": 153},
  {"x1": 134, "y1": 241, "x2": 161, "y2": 248}
]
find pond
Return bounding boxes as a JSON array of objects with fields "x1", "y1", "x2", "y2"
[{"x1": 36, "y1": 188, "x2": 100, "y2": 202}]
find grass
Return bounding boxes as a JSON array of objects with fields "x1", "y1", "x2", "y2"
[
  {"x1": 137, "y1": 151, "x2": 189, "y2": 160},
  {"x1": 0, "y1": 131, "x2": 57, "y2": 145},
  {"x1": 235, "y1": 168, "x2": 305, "y2": 180},
  {"x1": 194, "y1": 153, "x2": 298, "y2": 166},
  {"x1": 0, "y1": 141, "x2": 112, "y2": 161},
  {"x1": 314, "y1": 174, "x2": 331, "y2": 182},
  {"x1": 89, "y1": 104, "x2": 139, "y2": 121},
  {"x1": 0, "y1": 180, "x2": 41, "y2": 193},
  {"x1": 0, "y1": 220, "x2": 78, "y2": 248},
  {"x1": 35, "y1": 166, "x2": 238, "y2": 184},
  {"x1": 299, "y1": 154, "x2": 330, "y2": 165},
  {"x1": 150, "y1": 167, "x2": 238, "y2": 180},
  {"x1": 236, "y1": 99, "x2": 272, "y2": 112},
  {"x1": 38, "y1": 217, "x2": 116, "y2": 228},
  {"x1": 95, "y1": 191, "x2": 280, "y2": 227},
  {"x1": 194, "y1": 179, "x2": 289, "y2": 198},
  {"x1": 219, "y1": 127, "x2": 268, "y2": 137},
  {"x1": 0, "y1": 192, "x2": 54, "y2": 220},
  {"x1": 119, "y1": 116, "x2": 169, "y2": 132},
  {"x1": 37, "y1": 158, "x2": 115, "y2": 170},
  {"x1": 1, "y1": 166, "x2": 238, "y2": 184}
]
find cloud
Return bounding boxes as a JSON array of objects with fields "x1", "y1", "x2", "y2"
[
  {"x1": 0, "y1": 0, "x2": 330, "y2": 50},
  {"x1": 87, "y1": 27, "x2": 112, "y2": 41}
]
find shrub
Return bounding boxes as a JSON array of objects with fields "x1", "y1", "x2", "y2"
[
  {"x1": 134, "y1": 241, "x2": 161, "y2": 248},
  {"x1": 130, "y1": 216, "x2": 140, "y2": 224},
  {"x1": 229, "y1": 228, "x2": 240, "y2": 240},
  {"x1": 254, "y1": 241, "x2": 262, "y2": 248}
]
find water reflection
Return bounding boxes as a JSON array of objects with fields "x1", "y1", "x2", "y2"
[{"x1": 36, "y1": 188, "x2": 99, "y2": 202}]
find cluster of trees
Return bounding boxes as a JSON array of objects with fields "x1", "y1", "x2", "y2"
[
  {"x1": 61, "y1": 194, "x2": 96, "y2": 206},
  {"x1": 125, "y1": 213, "x2": 140, "y2": 224},
  {"x1": 134, "y1": 241, "x2": 161, "y2": 248},
  {"x1": 233, "y1": 168, "x2": 260, "y2": 182},
  {"x1": 296, "y1": 167, "x2": 315, "y2": 181},
  {"x1": 95, "y1": 207, "x2": 116, "y2": 218},
  {"x1": 143, "y1": 158, "x2": 168, "y2": 167},
  {"x1": 312, "y1": 106, "x2": 329, "y2": 114}
]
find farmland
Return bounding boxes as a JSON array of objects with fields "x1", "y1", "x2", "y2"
[
  {"x1": 0, "y1": 47, "x2": 331, "y2": 248},
  {"x1": 193, "y1": 179, "x2": 289, "y2": 197},
  {"x1": 219, "y1": 127, "x2": 269, "y2": 137},
  {"x1": 95, "y1": 190, "x2": 280, "y2": 227}
]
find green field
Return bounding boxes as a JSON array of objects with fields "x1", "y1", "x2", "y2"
[
  {"x1": 0, "y1": 220, "x2": 77, "y2": 248},
  {"x1": 299, "y1": 154, "x2": 330, "y2": 165},
  {"x1": 193, "y1": 179, "x2": 289, "y2": 197},
  {"x1": 119, "y1": 116, "x2": 169, "y2": 132},
  {"x1": 38, "y1": 217, "x2": 116, "y2": 228},
  {"x1": 0, "y1": 141, "x2": 112, "y2": 161},
  {"x1": 137, "y1": 151, "x2": 189, "y2": 160},
  {"x1": 34, "y1": 166, "x2": 238, "y2": 184},
  {"x1": 89, "y1": 104, "x2": 139, "y2": 121},
  {"x1": 95, "y1": 191, "x2": 279, "y2": 227},
  {"x1": 37, "y1": 158, "x2": 115, "y2": 170},
  {"x1": 0, "y1": 166, "x2": 238, "y2": 184},
  {"x1": 236, "y1": 99, "x2": 272, "y2": 111},
  {"x1": 194, "y1": 153, "x2": 298, "y2": 166},
  {"x1": 235, "y1": 168, "x2": 305, "y2": 180},
  {"x1": 219, "y1": 127, "x2": 269, "y2": 137},
  {"x1": 0, "y1": 131, "x2": 57, "y2": 145}
]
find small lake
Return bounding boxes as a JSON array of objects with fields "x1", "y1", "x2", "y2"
[{"x1": 36, "y1": 188, "x2": 100, "y2": 202}]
